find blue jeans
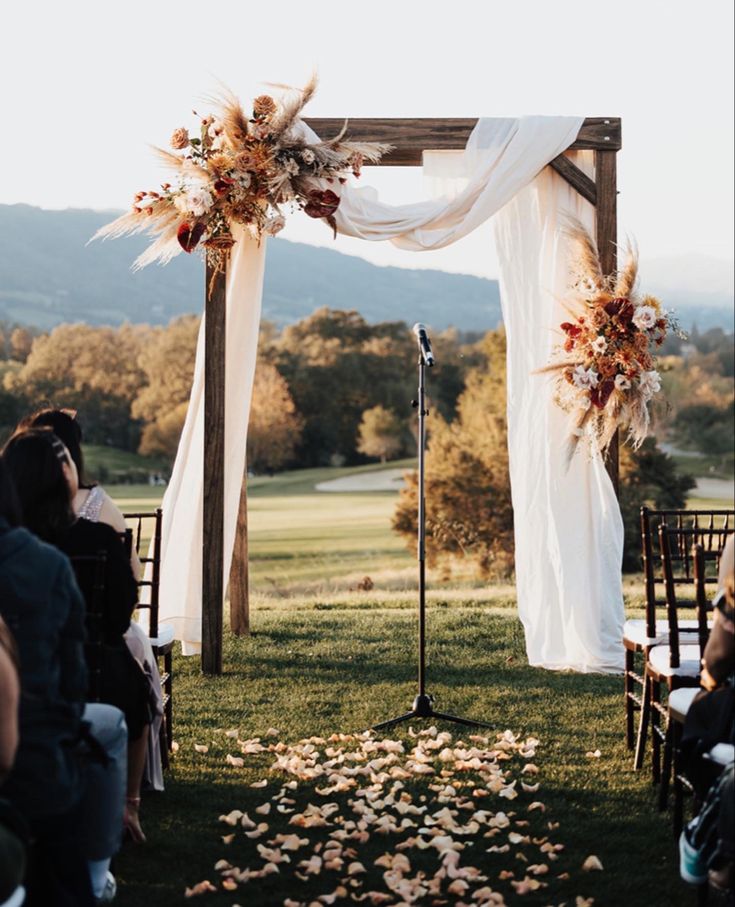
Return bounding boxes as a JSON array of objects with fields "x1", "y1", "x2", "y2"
[{"x1": 79, "y1": 704, "x2": 127, "y2": 861}]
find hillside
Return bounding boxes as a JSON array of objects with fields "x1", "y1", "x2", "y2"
[
  {"x1": 0, "y1": 204, "x2": 732, "y2": 332},
  {"x1": 0, "y1": 204, "x2": 501, "y2": 331}
]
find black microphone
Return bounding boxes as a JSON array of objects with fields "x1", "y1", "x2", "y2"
[{"x1": 412, "y1": 323, "x2": 435, "y2": 367}]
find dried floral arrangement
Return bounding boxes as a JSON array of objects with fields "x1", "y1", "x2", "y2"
[
  {"x1": 542, "y1": 219, "x2": 682, "y2": 461},
  {"x1": 93, "y1": 76, "x2": 391, "y2": 272}
]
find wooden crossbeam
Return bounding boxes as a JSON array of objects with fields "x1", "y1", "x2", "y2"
[
  {"x1": 548, "y1": 156, "x2": 597, "y2": 205},
  {"x1": 303, "y1": 117, "x2": 621, "y2": 165}
]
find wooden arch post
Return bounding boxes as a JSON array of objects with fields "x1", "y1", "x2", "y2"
[{"x1": 201, "y1": 116, "x2": 622, "y2": 674}]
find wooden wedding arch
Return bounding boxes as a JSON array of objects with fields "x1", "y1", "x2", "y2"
[{"x1": 201, "y1": 116, "x2": 622, "y2": 674}]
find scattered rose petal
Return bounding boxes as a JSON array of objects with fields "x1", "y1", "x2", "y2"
[
  {"x1": 193, "y1": 744, "x2": 209, "y2": 754},
  {"x1": 583, "y1": 854, "x2": 603, "y2": 871},
  {"x1": 585, "y1": 749, "x2": 602, "y2": 759},
  {"x1": 184, "y1": 880, "x2": 217, "y2": 897}
]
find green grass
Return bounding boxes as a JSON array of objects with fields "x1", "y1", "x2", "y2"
[
  {"x1": 112, "y1": 607, "x2": 689, "y2": 906},
  {"x1": 105, "y1": 462, "x2": 703, "y2": 906}
]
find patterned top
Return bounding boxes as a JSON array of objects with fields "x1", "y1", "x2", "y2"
[{"x1": 77, "y1": 485, "x2": 105, "y2": 522}]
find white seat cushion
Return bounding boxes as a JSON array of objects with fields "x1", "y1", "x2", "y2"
[
  {"x1": 648, "y1": 644, "x2": 701, "y2": 678},
  {"x1": 150, "y1": 623, "x2": 175, "y2": 648},
  {"x1": 624, "y1": 618, "x2": 704, "y2": 648},
  {"x1": 669, "y1": 686, "x2": 700, "y2": 722}
]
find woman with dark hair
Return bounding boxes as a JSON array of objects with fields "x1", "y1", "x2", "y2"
[
  {"x1": 17, "y1": 409, "x2": 139, "y2": 572},
  {"x1": 0, "y1": 456, "x2": 125, "y2": 904},
  {"x1": 2, "y1": 429, "x2": 151, "y2": 844},
  {"x1": 17, "y1": 408, "x2": 165, "y2": 795}
]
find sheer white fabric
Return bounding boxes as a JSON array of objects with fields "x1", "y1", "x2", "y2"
[
  {"x1": 158, "y1": 225, "x2": 265, "y2": 654},
  {"x1": 493, "y1": 155, "x2": 624, "y2": 671},
  {"x1": 157, "y1": 116, "x2": 624, "y2": 671}
]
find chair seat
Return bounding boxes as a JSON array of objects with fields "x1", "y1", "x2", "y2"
[
  {"x1": 648, "y1": 644, "x2": 701, "y2": 678},
  {"x1": 624, "y1": 618, "x2": 705, "y2": 648},
  {"x1": 668, "y1": 686, "x2": 700, "y2": 723},
  {"x1": 150, "y1": 623, "x2": 175, "y2": 648}
]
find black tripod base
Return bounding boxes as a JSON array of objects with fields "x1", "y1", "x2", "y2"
[{"x1": 370, "y1": 693, "x2": 494, "y2": 733}]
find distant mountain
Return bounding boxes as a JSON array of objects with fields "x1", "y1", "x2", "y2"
[{"x1": 0, "y1": 204, "x2": 732, "y2": 333}]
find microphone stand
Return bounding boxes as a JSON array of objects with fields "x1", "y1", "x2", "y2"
[{"x1": 371, "y1": 352, "x2": 492, "y2": 732}]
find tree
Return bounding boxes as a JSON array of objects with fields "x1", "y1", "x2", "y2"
[
  {"x1": 9, "y1": 327, "x2": 34, "y2": 362},
  {"x1": 132, "y1": 316, "x2": 200, "y2": 460},
  {"x1": 247, "y1": 361, "x2": 303, "y2": 473},
  {"x1": 357, "y1": 405, "x2": 404, "y2": 463},
  {"x1": 5, "y1": 322, "x2": 150, "y2": 449},
  {"x1": 392, "y1": 329, "x2": 514, "y2": 577},
  {"x1": 619, "y1": 438, "x2": 696, "y2": 571}
]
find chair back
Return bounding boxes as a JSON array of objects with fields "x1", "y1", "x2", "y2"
[
  {"x1": 68, "y1": 550, "x2": 107, "y2": 702},
  {"x1": 122, "y1": 508, "x2": 163, "y2": 638},
  {"x1": 658, "y1": 524, "x2": 730, "y2": 668},
  {"x1": 640, "y1": 507, "x2": 733, "y2": 639}
]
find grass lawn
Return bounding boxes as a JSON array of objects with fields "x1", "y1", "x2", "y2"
[{"x1": 104, "y1": 462, "x2": 720, "y2": 906}]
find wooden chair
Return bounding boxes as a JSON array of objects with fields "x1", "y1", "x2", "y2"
[
  {"x1": 123, "y1": 508, "x2": 174, "y2": 753},
  {"x1": 68, "y1": 550, "x2": 107, "y2": 703},
  {"x1": 634, "y1": 524, "x2": 731, "y2": 786},
  {"x1": 624, "y1": 508, "x2": 733, "y2": 751}
]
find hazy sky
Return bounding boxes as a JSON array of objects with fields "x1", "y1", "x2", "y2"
[{"x1": 2, "y1": 0, "x2": 733, "y2": 280}]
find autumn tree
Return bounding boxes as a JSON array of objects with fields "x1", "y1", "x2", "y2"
[
  {"x1": 247, "y1": 361, "x2": 303, "y2": 473},
  {"x1": 357, "y1": 405, "x2": 404, "y2": 463},
  {"x1": 9, "y1": 327, "x2": 34, "y2": 362},
  {"x1": 619, "y1": 438, "x2": 696, "y2": 571},
  {"x1": 132, "y1": 315, "x2": 200, "y2": 459},
  {"x1": 263, "y1": 308, "x2": 472, "y2": 466},
  {"x1": 393, "y1": 328, "x2": 514, "y2": 577},
  {"x1": 4, "y1": 322, "x2": 150, "y2": 448}
]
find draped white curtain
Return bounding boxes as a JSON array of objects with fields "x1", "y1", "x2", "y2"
[{"x1": 158, "y1": 116, "x2": 624, "y2": 671}]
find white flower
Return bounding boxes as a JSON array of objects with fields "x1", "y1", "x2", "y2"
[
  {"x1": 591, "y1": 335, "x2": 607, "y2": 354},
  {"x1": 173, "y1": 180, "x2": 214, "y2": 217},
  {"x1": 632, "y1": 305, "x2": 657, "y2": 331},
  {"x1": 301, "y1": 148, "x2": 315, "y2": 164},
  {"x1": 236, "y1": 172, "x2": 252, "y2": 189},
  {"x1": 577, "y1": 276, "x2": 600, "y2": 300},
  {"x1": 284, "y1": 158, "x2": 300, "y2": 176},
  {"x1": 571, "y1": 365, "x2": 599, "y2": 390},
  {"x1": 614, "y1": 374, "x2": 631, "y2": 391},
  {"x1": 264, "y1": 214, "x2": 286, "y2": 236},
  {"x1": 638, "y1": 369, "x2": 661, "y2": 398}
]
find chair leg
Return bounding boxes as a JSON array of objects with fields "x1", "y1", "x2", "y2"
[
  {"x1": 651, "y1": 679, "x2": 662, "y2": 784},
  {"x1": 634, "y1": 672, "x2": 651, "y2": 771},
  {"x1": 672, "y1": 721, "x2": 685, "y2": 838},
  {"x1": 659, "y1": 722, "x2": 673, "y2": 811},
  {"x1": 625, "y1": 648, "x2": 636, "y2": 750},
  {"x1": 165, "y1": 649, "x2": 173, "y2": 751}
]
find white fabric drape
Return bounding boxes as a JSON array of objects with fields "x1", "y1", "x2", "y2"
[
  {"x1": 158, "y1": 225, "x2": 265, "y2": 654},
  {"x1": 493, "y1": 155, "x2": 624, "y2": 671},
  {"x1": 157, "y1": 116, "x2": 624, "y2": 671}
]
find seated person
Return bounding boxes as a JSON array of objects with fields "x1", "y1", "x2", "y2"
[
  {"x1": 3, "y1": 429, "x2": 150, "y2": 845},
  {"x1": 679, "y1": 534, "x2": 734, "y2": 896},
  {"x1": 0, "y1": 617, "x2": 26, "y2": 907},
  {"x1": 18, "y1": 408, "x2": 165, "y2": 795},
  {"x1": 0, "y1": 457, "x2": 125, "y2": 904}
]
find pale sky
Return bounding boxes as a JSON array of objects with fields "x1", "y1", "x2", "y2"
[{"x1": 2, "y1": 0, "x2": 733, "y2": 280}]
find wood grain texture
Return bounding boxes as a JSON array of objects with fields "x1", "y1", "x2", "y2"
[
  {"x1": 303, "y1": 117, "x2": 621, "y2": 165},
  {"x1": 595, "y1": 148, "x2": 620, "y2": 494},
  {"x1": 549, "y1": 156, "x2": 597, "y2": 205},
  {"x1": 202, "y1": 261, "x2": 227, "y2": 675},
  {"x1": 229, "y1": 471, "x2": 250, "y2": 636}
]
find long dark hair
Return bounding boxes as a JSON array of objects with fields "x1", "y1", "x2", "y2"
[
  {"x1": 15, "y1": 408, "x2": 90, "y2": 489},
  {"x1": 0, "y1": 458, "x2": 22, "y2": 528},
  {"x1": 1, "y1": 429, "x2": 76, "y2": 542}
]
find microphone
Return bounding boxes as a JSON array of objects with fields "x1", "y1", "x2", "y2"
[{"x1": 412, "y1": 323, "x2": 435, "y2": 367}]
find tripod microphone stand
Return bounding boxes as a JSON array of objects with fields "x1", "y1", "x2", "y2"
[{"x1": 371, "y1": 325, "x2": 492, "y2": 732}]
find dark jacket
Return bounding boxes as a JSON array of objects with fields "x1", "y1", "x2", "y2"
[{"x1": 0, "y1": 520, "x2": 87, "y2": 819}]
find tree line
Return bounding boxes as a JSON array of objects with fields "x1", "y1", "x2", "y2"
[{"x1": 0, "y1": 312, "x2": 730, "y2": 574}]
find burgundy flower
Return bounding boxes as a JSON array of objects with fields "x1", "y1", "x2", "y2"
[
  {"x1": 560, "y1": 321, "x2": 582, "y2": 337},
  {"x1": 177, "y1": 222, "x2": 205, "y2": 253},
  {"x1": 213, "y1": 177, "x2": 234, "y2": 195},
  {"x1": 590, "y1": 379, "x2": 614, "y2": 409},
  {"x1": 303, "y1": 189, "x2": 340, "y2": 219}
]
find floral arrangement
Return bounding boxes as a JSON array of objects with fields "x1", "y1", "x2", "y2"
[
  {"x1": 93, "y1": 76, "x2": 391, "y2": 274},
  {"x1": 542, "y1": 219, "x2": 681, "y2": 460}
]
